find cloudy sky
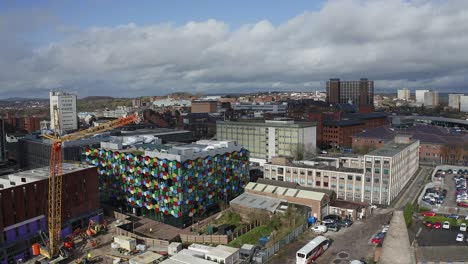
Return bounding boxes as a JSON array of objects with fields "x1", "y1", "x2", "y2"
[{"x1": 1, "y1": 0, "x2": 468, "y2": 98}]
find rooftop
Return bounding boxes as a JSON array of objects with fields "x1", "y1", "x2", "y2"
[
  {"x1": 230, "y1": 192, "x2": 285, "y2": 213},
  {"x1": 245, "y1": 182, "x2": 325, "y2": 201},
  {"x1": 0, "y1": 163, "x2": 93, "y2": 190},
  {"x1": 206, "y1": 245, "x2": 239, "y2": 259},
  {"x1": 366, "y1": 140, "x2": 416, "y2": 157},
  {"x1": 256, "y1": 178, "x2": 335, "y2": 197},
  {"x1": 217, "y1": 119, "x2": 315, "y2": 128}
]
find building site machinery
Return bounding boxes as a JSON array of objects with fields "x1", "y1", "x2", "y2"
[{"x1": 35, "y1": 108, "x2": 140, "y2": 263}]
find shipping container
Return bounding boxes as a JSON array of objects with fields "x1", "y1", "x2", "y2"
[{"x1": 114, "y1": 236, "x2": 136, "y2": 251}]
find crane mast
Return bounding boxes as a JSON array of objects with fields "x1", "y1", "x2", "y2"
[{"x1": 41, "y1": 109, "x2": 140, "y2": 259}]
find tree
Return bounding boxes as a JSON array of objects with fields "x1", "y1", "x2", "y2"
[{"x1": 290, "y1": 143, "x2": 316, "y2": 161}]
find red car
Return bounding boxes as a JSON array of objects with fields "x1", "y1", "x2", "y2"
[
  {"x1": 371, "y1": 232, "x2": 385, "y2": 244},
  {"x1": 433, "y1": 221, "x2": 442, "y2": 229},
  {"x1": 458, "y1": 202, "x2": 468, "y2": 208},
  {"x1": 422, "y1": 211, "x2": 436, "y2": 217},
  {"x1": 423, "y1": 221, "x2": 433, "y2": 228}
]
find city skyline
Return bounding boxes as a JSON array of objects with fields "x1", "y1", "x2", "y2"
[{"x1": 1, "y1": 0, "x2": 468, "y2": 98}]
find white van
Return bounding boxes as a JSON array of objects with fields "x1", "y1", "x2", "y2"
[{"x1": 311, "y1": 225, "x2": 328, "y2": 234}]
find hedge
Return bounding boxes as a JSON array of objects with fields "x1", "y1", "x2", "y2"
[
  {"x1": 403, "y1": 203, "x2": 414, "y2": 226},
  {"x1": 423, "y1": 216, "x2": 468, "y2": 226}
]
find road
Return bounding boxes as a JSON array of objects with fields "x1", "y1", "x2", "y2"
[{"x1": 269, "y1": 209, "x2": 393, "y2": 264}]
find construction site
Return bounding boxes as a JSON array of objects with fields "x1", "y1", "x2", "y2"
[{"x1": 0, "y1": 109, "x2": 254, "y2": 264}]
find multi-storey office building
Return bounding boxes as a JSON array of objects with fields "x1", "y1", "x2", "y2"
[
  {"x1": 216, "y1": 120, "x2": 316, "y2": 165},
  {"x1": 263, "y1": 136, "x2": 419, "y2": 205},
  {"x1": 326, "y1": 78, "x2": 374, "y2": 106},
  {"x1": 83, "y1": 140, "x2": 249, "y2": 228},
  {"x1": 49, "y1": 91, "x2": 78, "y2": 131}
]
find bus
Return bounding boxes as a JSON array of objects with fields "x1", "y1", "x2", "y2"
[{"x1": 296, "y1": 236, "x2": 330, "y2": 264}]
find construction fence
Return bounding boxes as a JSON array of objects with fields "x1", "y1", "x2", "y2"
[
  {"x1": 253, "y1": 223, "x2": 308, "y2": 264},
  {"x1": 180, "y1": 220, "x2": 263, "y2": 245}
]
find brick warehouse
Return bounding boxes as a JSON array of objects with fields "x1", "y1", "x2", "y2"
[
  {"x1": 0, "y1": 164, "x2": 100, "y2": 264},
  {"x1": 83, "y1": 140, "x2": 249, "y2": 228}
]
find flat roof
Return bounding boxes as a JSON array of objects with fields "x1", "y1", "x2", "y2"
[
  {"x1": 167, "y1": 253, "x2": 217, "y2": 264},
  {"x1": 129, "y1": 251, "x2": 164, "y2": 263},
  {"x1": 0, "y1": 163, "x2": 93, "y2": 190},
  {"x1": 206, "y1": 245, "x2": 239, "y2": 259},
  {"x1": 230, "y1": 192, "x2": 284, "y2": 213},
  {"x1": 217, "y1": 120, "x2": 315, "y2": 128},
  {"x1": 366, "y1": 141, "x2": 416, "y2": 157}
]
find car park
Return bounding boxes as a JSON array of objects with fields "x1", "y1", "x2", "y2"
[
  {"x1": 456, "y1": 233, "x2": 464, "y2": 242},
  {"x1": 371, "y1": 232, "x2": 385, "y2": 244},
  {"x1": 311, "y1": 225, "x2": 328, "y2": 234},
  {"x1": 443, "y1": 221, "x2": 451, "y2": 229},
  {"x1": 422, "y1": 211, "x2": 436, "y2": 217},
  {"x1": 434, "y1": 222, "x2": 442, "y2": 229},
  {"x1": 460, "y1": 223, "x2": 467, "y2": 232}
]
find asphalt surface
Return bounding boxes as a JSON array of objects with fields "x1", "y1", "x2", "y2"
[
  {"x1": 269, "y1": 209, "x2": 393, "y2": 264},
  {"x1": 409, "y1": 219, "x2": 468, "y2": 247}
]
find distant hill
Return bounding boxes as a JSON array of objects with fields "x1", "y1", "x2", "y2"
[{"x1": 79, "y1": 96, "x2": 115, "y2": 101}]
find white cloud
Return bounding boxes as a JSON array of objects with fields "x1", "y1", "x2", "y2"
[{"x1": 1, "y1": 0, "x2": 468, "y2": 97}]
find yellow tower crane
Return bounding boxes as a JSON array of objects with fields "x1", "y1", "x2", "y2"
[{"x1": 39, "y1": 107, "x2": 140, "y2": 262}]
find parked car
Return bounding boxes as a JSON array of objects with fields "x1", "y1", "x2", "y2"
[
  {"x1": 381, "y1": 224, "x2": 390, "y2": 233},
  {"x1": 322, "y1": 219, "x2": 336, "y2": 224},
  {"x1": 323, "y1": 214, "x2": 341, "y2": 222},
  {"x1": 337, "y1": 219, "x2": 353, "y2": 228},
  {"x1": 325, "y1": 223, "x2": 340, "y2": 232},
  {"x1": 443, "y1": 221, "x2": 451, "y2": 229},
  {"x1": 447, "y1": 214, "x2": 460, "y2": 220},
  {"x1": 433, "y1": 222, "x2": 442, "y2": 229},
  {"x1": 311, "y1": 225, "x2": 328, "y2": 234},
  {"x1": 457, "y1": 202, "x2": 468, "y2": 208},
  {"x1": 423, "y1": 221, "x2": 433, "y2": 228},
  {"x1": 371, "y1": 232, "x2": 385, "y2": 244},
  {"x1": 422, "y1": 211, "x2": 436, "y2": 217},
  {"x1": 456, "y1": 233, "x2": 464, "y2": 242},
  {"x1": 460, "y1": 223, "x2": 467, "y2": 232}
]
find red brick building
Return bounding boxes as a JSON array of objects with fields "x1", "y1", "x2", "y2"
[
  {"x1": 352, "y1": 125, "x2": 468, "y2": 165},
  {"x1": 310, "y1": 111, "x2": 388, "y2": 149},
  {"x1": 24, "y1": 117, "x2": 41, "y2": 133}
]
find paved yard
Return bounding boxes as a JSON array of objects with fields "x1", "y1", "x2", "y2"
[{"x1": 269, "y1": 209, "x2": 393, "y2": 264}]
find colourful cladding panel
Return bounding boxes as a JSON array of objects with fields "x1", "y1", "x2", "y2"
[{"x1": 83, "y1": 148, "x2": 249, "y2": 221}]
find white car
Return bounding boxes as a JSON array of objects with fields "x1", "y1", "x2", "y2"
[
  {"x1": 311, "y1": 225, "x2": 328, "y2": 234},
  {"x1": 443, "y1": 221, "x2": 450, "y2": 229},
  {"x1": 465, "y1": 215, "x2": 468, "y2": 220},
  {"x1": 456, "y1": 233, "x2": 464, "y2": 242},
  {"x1": 382, "y1": 224, "x2": 390, "y2": 233},
  {"x1": 461, "y1": 223, "x2": 467, "y2": 232}
]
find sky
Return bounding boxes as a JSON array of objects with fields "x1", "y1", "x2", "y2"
[{"x1": 1, "y1": 0, "x2": 468, "y2": 98}]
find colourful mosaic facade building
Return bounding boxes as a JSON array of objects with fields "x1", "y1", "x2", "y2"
[{"x1": 83, "y1": 141, "x2": 249, "y2": 227}]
